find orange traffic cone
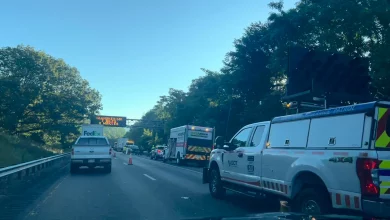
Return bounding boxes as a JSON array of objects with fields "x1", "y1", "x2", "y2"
[{"x1": 128, "y1": 154, "x2": 133, "y2": 165}]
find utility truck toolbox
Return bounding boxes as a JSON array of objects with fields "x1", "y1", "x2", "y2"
[{"x1": 204, "y1": 101, "x2": 390, "y2": 218}]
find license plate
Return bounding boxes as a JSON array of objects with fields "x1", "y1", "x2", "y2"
[{"x1": 88, "y1": 159, "x2": 95, "y2": 163}]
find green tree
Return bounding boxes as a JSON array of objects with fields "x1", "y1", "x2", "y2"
[
  {"x1": 126, "y1": 0, "x2": 390, "y2": 142},
  {"x1": 0, "y1": 45, "x2": 102, "y2": 148}
]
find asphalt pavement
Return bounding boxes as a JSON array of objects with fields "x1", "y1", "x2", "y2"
[{"x1": 4, "y1": 153, "x2": 280, "y2": 220}]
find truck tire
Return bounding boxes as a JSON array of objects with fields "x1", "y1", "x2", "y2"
[
  {"x1": 209, "y1": 167, "x2": 226, "y2": 199},
  {"x1": 176, "y1": 153, "x2": 182, "y2": 165},
  {"x1": 70, "y1": 164, "x2": 78, "y2": 173},
  {"x1": 292, "y1": 187, "x2": 331, "y2": 215},
  {"x1": 104, "y1": 165, "x2": 112, "y2": 173}
]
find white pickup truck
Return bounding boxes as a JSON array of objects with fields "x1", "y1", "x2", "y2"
[
  {"x1": 71, "y1": 136, "x2": 112, "y2": 173},
  {"x1": 203, "y1": 101, "x2": 390, "y2": 218}
]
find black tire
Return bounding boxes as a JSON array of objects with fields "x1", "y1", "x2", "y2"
[
  {"x1": 209, "y1": 167, "x2": 226, "y2": 199},
  {"x1": 292, "y1": 187, "x2": 331, "y2": 215},
  {"x1": 70, "y1": 164, "x2": 78, "y2": 173},
  {"x1": 176, "y1": 153, "x2": 182, "y2": 165},
  {"x1": 104, "y1": 165, "x2": 112, "y2": 173}
]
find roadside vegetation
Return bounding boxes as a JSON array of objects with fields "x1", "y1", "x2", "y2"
[
  {"x1": 0, "y1": 46, "x2": 102, "y2": 167},
  {"x1": 126, "y1": 0, "x2": 390, "y2": 152}
]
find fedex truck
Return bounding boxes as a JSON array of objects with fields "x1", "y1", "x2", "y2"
[
  {"x1": 164, "y1": 125, "x2": 214, "y2": 165},
  {"x1": 81, "y1": 125, "x2": 104, "y2": 136}
]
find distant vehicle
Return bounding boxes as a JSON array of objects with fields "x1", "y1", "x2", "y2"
[
  {"x1": 81, "y1": 124, "x2": 104, "y2": 136},
  {"x1": 151, "y1": 145, "x2": 166, "y2": 160},
  {"x1": 123, "y1": 144, "x2": 139, "y2": 155},
  {"x1": 116, "y1": 137, "x2": 128, "y2": 152},
  {"x1": 70, "y1": 136, "x2": 112, "y2": 173},
  {"x1": 164, "y1": 125, "x2": 214, "y2": 165}
]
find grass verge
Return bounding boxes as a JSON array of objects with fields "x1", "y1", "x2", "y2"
[{"x1": 0, "y1": 133, "x2": 62, "y2": 168}]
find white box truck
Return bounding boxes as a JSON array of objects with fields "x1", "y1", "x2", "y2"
[
  {"x1": 117, "y1": 138, "x2": 128, "y2": 152},
  {"x1": 164, "y1": 125, "x2": 214, "y2": 165},
  {"x1": 81, "y1": 125, "x2": 104, "y2": 136}
]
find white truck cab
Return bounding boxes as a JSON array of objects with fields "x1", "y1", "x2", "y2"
[{"x1": 203, "y1": 101, "x2": 390, "y2": 218}]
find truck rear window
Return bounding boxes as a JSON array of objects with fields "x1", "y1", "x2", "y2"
[{"x1": 76, "y1": 138, "x2": 108, "y2": 146}]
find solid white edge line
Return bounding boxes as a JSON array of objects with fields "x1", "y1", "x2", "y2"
[
  {"x1": 143, "y1": 174, "x2": 156, "y2": 181},
  {"x1": 134, "y1": 155, "x2": 202, "y2": 174},
  {"x1": 123, "y1": 162, "x2": 127, "y2": 165}
]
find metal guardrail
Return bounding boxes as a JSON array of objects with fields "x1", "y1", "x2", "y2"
[
  {"x1": 0, "y1": 152, "x2": 71, "y2": 218},
  {"x1": 0, "y1": 153, "x2": 70, "y2": 178}
]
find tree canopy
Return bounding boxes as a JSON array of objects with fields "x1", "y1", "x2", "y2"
[
  {"x1": 126, "y1": 0, "x2": 390, "y2": 152},
  {"x1": 0, "y1": 45, "x2": 102, "y2": 148}
]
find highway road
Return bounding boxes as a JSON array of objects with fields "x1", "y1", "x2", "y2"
[{"x1": 2, "y1": 153, "x2": 280, "y2": 220}]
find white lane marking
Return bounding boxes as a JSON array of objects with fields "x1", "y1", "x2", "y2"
[
  {"x1": 181, "y1": 197, "x2": 189, "y2": 200},
  {"x1": 143, "y1": 174, "x2": 156, "y2": 181},
  {"x1": 134, "y1": 155, "x2": 202, "y2": 174},
  {"x1": 123, "y1": 162, "x2": 127, "y2": 165}
]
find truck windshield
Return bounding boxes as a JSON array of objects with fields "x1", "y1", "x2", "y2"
[
  {"x1": 187, "y1": 138, "x2": 212, "y2": 148},
  {"x1": 76, "y1": 138, "x2": 108, "y2": 146}
]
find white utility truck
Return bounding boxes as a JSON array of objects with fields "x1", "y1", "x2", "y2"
[
  {"x1": 116, "y1": 137, "x2": 128, "y2": 152},
  {"x1": 71, "y1": 136, "x2": 112, "y2": 173},
  {"x1": 81, "y1": 124, "x2": 104, "y2": 136},
  {"x1": 164, "y1": 125, "x2": 214, "y2": 165},
  {"x1": 203, "y1": 101, "x2": 390, "y2": 218}
]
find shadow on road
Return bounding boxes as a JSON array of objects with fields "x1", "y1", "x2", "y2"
[
  {"x1": 70, "y1": 167, "x2": 110, "y2": 176},
  {"x1": 223, "y1": 192, "x2": 281, "y2": 213}
]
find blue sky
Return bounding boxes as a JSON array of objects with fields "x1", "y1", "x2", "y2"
[{"x1": 0, "y1": 0, "x2": 297, "y2": 119}]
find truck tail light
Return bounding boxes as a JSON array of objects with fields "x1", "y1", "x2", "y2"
[
  {"x1": 157, "y1": 150, "x2": 161, "y2": 154},
  {"x1": 356, "y1": 158, "x2": 379, "y2": 197},
  {"x1": 109, "y1": 148, "x2": 112, "y2": 155}
]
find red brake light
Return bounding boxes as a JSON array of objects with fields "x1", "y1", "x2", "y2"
[
  {"x1": 356, "y1": 158, "x2": 379, "y2": 197},
  {"x1": 212, "y1": 144, "x2": 215, "y2": 150},
  {"x1": 157, "y1": 150, "x2": 161, "y2": 153}
]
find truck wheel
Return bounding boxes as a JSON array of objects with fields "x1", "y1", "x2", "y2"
[
  {"x1": 209, "y1": 167, "x2": 225, "y2": 199},
  {"x1": 104, "y1": 165, "x2": 112, "y2": 173},
  {"x1": 70, "y1": 164, "x2": 78, "y2": 173},
  {"x1": 292, "y1": 187, "x2": 331, "y2": 215},
  {"x1": 176, "y1": 154, "x2": 183, "y2": 165}
]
